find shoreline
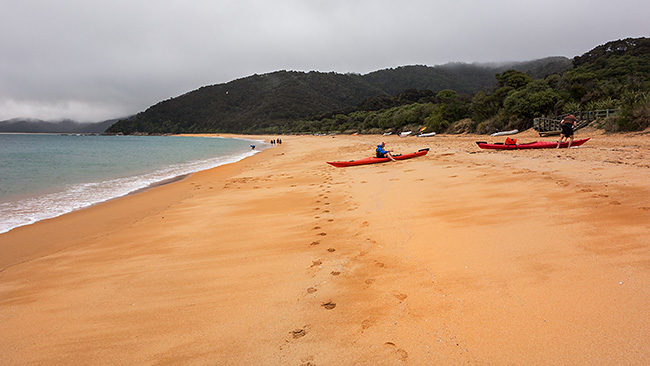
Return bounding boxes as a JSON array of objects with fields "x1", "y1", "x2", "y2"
[
  {"x1": 1, "y1": 130, "x2": 649, "y2": 365},
  {"x1": 0, "y1": 134, "x2": 268, "y2": 235}
]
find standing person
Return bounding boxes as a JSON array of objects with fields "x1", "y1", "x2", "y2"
[
  {"x1": 376, "y1": 142, "x2": 396, "y2": 161},
  {"x1": 557, "y1": 114, "x2": 578, "y2": 148}
]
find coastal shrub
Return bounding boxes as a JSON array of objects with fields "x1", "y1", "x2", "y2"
[
  {"x1": 562, "y1": 101, "x2": 581, "y2": 114},
  {"x1": 476, "y1": 118, "x2": 500, "y2": 135},
  {"x1": 448, "y1": 118, "x2": 476, "y2": 134}
]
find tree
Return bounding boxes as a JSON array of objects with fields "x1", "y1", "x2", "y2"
[
  {"x1": 504, "y1": 80, "x2": 559, "y2": 120},
  {"x1": 496, "y1": 70, "x2": 533, "y2": 89}
]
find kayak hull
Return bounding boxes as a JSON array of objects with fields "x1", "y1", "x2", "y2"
[
  {"x1": 476, "y1": 138, "x2": 590, "y2": 150},
  {"x1": 327, "y1": 148, "x2": 429, "y2": 167}
]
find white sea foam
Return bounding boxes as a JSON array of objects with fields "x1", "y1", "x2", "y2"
[{"x1": 0, "y1": 144, "x2": 261, "y2": 234}]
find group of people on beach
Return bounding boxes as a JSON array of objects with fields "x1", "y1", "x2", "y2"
[{"x1": 270, "y1": 138, "x2": 282, "y2": 145}]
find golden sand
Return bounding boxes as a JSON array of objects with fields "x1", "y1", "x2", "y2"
[{"x1": 1, "y1": 129, "x2": 649, "y2": 365}]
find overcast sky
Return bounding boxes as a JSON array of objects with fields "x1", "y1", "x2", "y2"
[{"x1": 1, "y1": 0, "x2": 647, "y2": 122}]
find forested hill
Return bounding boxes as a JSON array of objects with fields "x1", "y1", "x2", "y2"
[
  {"x1": 105, "y1": 57, "x2": 571, "y2": 134},
  {"x1": 0, "y1": 118, "x2": 116, "y2": 134}
]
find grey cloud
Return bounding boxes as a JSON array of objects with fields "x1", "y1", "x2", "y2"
[{"x1": 0, "y1": 0, "x2": 647, "y2": 121}]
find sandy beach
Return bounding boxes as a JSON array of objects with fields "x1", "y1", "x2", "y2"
[{"x1": 1, "y1": 129, "x2": 649, "y2": 365}]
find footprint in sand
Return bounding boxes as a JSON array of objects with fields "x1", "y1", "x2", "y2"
[
  {"x1": 361, "y1": 318, "x2": 375, "y2": 332},
  {"x1": 331, "y1": 271, "x2": 341, "y2": 276},
  {"x1": 394, "y1": 292, "x2": 408, "y2": 301},
  {"x1": 291, "y1": 328, "x2": 307, "y2": 339},
  {"x1": 307, "y1": 287, "x2": 317, "y2": 294},
  {"x1": 322, "y1": 301, "x2": 336, "y2": 310},
  {"x1": 300, "y1": 356, "x2": 315, "y2": 366},
  {"x1": 327, "y1": 248, "x2": 336, "y2": 252},
  {"x1": 384, "y1": 342, "x2": 409, "y2": 361},
  {"x1": 311, "y1": 260, "x2": 322, "y2": 268},
  {"x1": 310, "y1": 241, "x2": 320, "y2": 246}
]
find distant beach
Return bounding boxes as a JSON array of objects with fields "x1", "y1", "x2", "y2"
[{"x1": 1, "y1": 130, "x2": 649, "y2": 365}]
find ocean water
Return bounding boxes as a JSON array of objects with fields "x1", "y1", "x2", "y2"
[{"x1": 0, "y1": 134, "x2": 266, "y2": 234}]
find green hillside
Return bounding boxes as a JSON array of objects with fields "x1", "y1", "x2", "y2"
[
  {"x1": 294, "y1": 38, "x2": 650, "y2": 134},
  {"x1": 106, "y1": 37, "x2": 650, "y2": 135},
  {"x1": 106, "y1": 58, "x2": 571, "y2": 134}
]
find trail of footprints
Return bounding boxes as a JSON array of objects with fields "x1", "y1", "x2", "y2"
[{"x1": 284, "y1": 168, "x2": 410, "y2": 364}]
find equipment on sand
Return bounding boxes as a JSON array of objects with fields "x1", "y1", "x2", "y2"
[
  {"x1": 490, "y1": 129, "x2": 519, "y2": 137},
  {"x1": 327, "y1": 148, "x2": 429, "y2": 167},
  {"x1": 475, "y1": 138, "x2": 590, "y2": 150}
]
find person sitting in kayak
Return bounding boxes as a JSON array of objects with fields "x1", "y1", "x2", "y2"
[
  {"x1": 557, "y1": 114, "x2": 578, "y2": 148},
  {"x1": 376, "y1": 142, "x2": 396, "y2": 161}
]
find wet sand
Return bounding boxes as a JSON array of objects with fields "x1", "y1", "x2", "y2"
[{"x1": 1, "y1": 129, "x2": 649, "y2": 365}]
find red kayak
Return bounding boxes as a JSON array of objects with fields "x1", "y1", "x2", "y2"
[
  {"x1": 327, "y1": 148, "x2": 429, "y2": 167},
  {"x1": 476, "y1": 138, "x2": 590, "y2": 150}
]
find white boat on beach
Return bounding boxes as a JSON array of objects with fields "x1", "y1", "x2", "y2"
[
  {"x1": 490, "y1": 129, "x2": 519, "y2": 137},
  {"x1": 417, "y1": 132, "x2": 436, "y2": 137},
  {"x1": 399, "y1": 131, "x2": 412, "y2": 137}
]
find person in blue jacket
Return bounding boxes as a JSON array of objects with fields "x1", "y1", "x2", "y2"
[{"x1": 376, "y1": 142, "x2": 396, "y2": 161}]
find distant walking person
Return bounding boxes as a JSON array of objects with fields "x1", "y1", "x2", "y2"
[{"x1": 557, "y1": 114, "x2": 578, "y2": 148}]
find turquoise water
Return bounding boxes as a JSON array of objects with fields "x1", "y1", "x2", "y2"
[{"x1": 0, "y1": 134, "x2": 266, "y2": 233}]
